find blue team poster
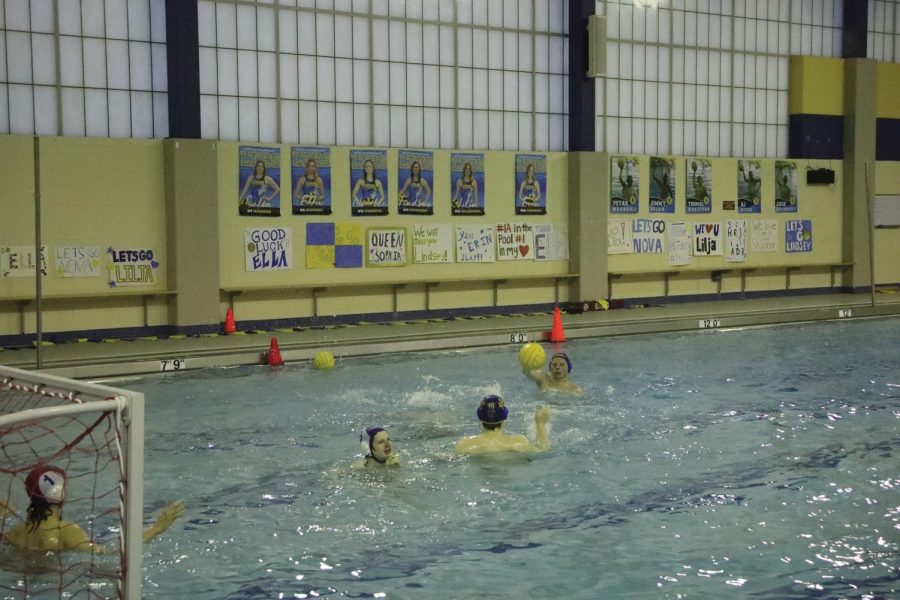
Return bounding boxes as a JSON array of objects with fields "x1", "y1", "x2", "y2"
[
  {"x1": 737, "y1": 160, "x2": 762, "y2": 214},
  {"x1": 686, "y1": 158, "x2": 712, "y2": 214},
  {"x1": 350, "y1": 149, "x2": 388, "y2": 216},
  {"x1": 610, "y1": 156, "x2": 639, "y2": 214},
  {"x1": 775, "y1": 161, "x2": 798, "y2": 213},
  {"x1": 515, "y1": 154, "x2": 546, "y2": 215},
  {"x1": 451, "y1": 153, "x2": 485, "y2": 216},
  {"x1": 397, "y1": 149, "x2": 434, "y2": 215},
  {"x1": 292, "y1": 146, "x2": 331, "y2": 215},
  {"x1": 239, "y1": 145, "x2": 281, "y2": 217},
  {"x1": 785, "y1": 220, "x2": 813, "y2": 253},
  {"x1": 649, "y1": 156, "x2": 675, "y2": 213}
]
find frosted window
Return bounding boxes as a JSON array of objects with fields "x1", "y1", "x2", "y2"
[
  {"x1": 353, "y1": 17, "x2": 369, "y2": 58},
  {"x1": 281, "y1": 99, "x2": 299, "y2": 142},
  {"x1": 390, "y1": 105, "x2": 407, "y2": 146},
  {"x1": 218, "y1": 96, "x2": 238, "y2": 139},
  {"x1": 354, "y1": 103, "x2": 371, "y2": 146},
  {"x1": 216, "y1": 4, "x2": 237, "y2": 48},
  {"x1": 108, "y1": 90, "x2": 131, "y2": 137},
  {"x1": 408, "y1": 106, "x2": 424, "y2": 147},
  {"x1": 33, "y1": 86, "x2": 56, "y2": 135},
  {"x1": 335, "y1": 59, "x2": 354, "y2": 102},
  {"x1": 239, "y1": 97, "x2": 259, "y2": 141},
  {"x1": 488, "y1": 111, "x2": 503, "y2": 150},
  {"x1": 61, "y1": 88, "x2": 86, "y2": 136},
  {"x1": 316, "y1": 56, "x2": 335, "y2": 101},
  {"x1": 130, "y1": 42, "x2": 153, "y2": 90},
  {"x1": 300, "y1": 100, "x2": 319, "y2": 141},
  {"x1": 131, "y1": 92, "x2": 154, "y2": 137},
  {"x1": 299, "y1": 13, "x2": 318, "y2": 55}
]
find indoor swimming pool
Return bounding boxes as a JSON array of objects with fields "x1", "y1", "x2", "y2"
[{"x1": 5, "y1": 317, "x2": 900, "y2": 599}]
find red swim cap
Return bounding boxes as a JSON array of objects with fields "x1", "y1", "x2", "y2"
[{"x1": 25, "y1": 465, "x2": 67, "y2": 504}]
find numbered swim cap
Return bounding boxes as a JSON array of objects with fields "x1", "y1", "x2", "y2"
[
  {"x1": 476, "y1": 395, "x2": 508, "y2": 424},
  {"x1": 359, "y1": 426, "x2": 386, "y2": 456},
  {"x1": 25, "y1": 464, "x2": 66, "y2": 504},
  {"x1": 550, "y1": 352, "x2": 573, "y2": 373}
]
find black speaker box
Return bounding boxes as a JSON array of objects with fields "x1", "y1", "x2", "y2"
[{"x1": 806, "y1": 168, "x2": 835, "y2": 185}]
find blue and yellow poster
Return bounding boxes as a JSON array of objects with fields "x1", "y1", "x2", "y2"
[
  {"x1": 686, "y1": 158, "x2": 712, "y2": 213},
  {"x1": 785, "y1": 220, "x2": 812, "y2": 252},
  {"x1": 306, "y1": 222, "x2": 364, "y2": 268},
  {"x1": 397, "y1": 150, "x2": 434, "y2": 215},
  {"x1": 350, "y1": 149, "x2": 388, "y2": 216},
  {"x1": 451, "y1": 153, "x2": 485, "y2": 216},
  {"x1": 239, "y1": 145, "x2": 281, "y2": 217},
  {"x1": 649, "y1": 157, "x2": 675, "y2": 213},
  {"x1": 515, "y1": 154, "x2": 546, "y2": 215},
  {"x1": 737, "y1": 160, "x2": 762, "y2": 214},
  {"x1": 292, "y1": 146, "x2": 331, "y2": 215},
  {"x1": 775, "y1": 160, "x2": 798, "y2": 213},
  {"x1": 610, "y1": 156, "x2": 639, "y2": 214}
]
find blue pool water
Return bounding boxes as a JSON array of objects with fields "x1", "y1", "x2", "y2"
[{"x1": 8, "y1": 317, "x2": 900, "y2": 599}]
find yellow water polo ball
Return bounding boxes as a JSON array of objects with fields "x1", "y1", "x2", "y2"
[
  {"x1": 518, "y1": 342, "x2": 546, "y2": 371},
  {"x1": 313, "y1": 350, "x2": 335, "y2": 370}
]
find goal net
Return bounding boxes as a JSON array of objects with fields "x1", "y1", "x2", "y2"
[{"x1": 0, "y1": 365, "x2": 145, "y2": 600}]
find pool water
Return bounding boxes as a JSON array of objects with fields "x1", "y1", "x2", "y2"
[{"x1": 12, "y1": 318, "x2": 900, "y2": 599}]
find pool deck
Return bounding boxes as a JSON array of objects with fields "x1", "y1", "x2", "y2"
[{"x1": 2, "y1": 290, "x2": 899, "y2": 380}]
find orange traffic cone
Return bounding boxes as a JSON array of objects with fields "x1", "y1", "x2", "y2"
[
  {"x1": 550, "y1": 305, "x2": 566, "y2": 342},
  {"x1": 223, "y1": 307, "x2": 237, "y2": 334},
  {"x1": 267, "y1": 337, "x2": 284, "y2": 366}
]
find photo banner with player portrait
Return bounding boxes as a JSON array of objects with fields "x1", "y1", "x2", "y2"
[
  {"x1": 291, "y1": 146, "x2": 331, "y2": 215},
  {"x1": 515, "y1": 154, "x2": 546, "y2": 215},
  {"x1": 397, "y1": 150, "x2": 434, "y2": 215},
  {"x1": 350, "y1": 149, "x2": 388, "y2": 216},
  {"x1": 610, "y1": 156, "x2": 639, "y2": 213},
  {"x1": 238, "y1": 145, "x2": 281, "y2": 217},
  {"x1": 686, "y1": 158, "x2": 712, "y2": 214},
  {"x1": 450, "y1": 152, "x2": 485, "y2": 216},
  {"x1": 774, "y1": 160, "x2": 798, "y2": 213},
  {"x1": 649, "y1": 157, "x2": 675, "y2": 213},
  {"x1": 737, "y1": 160, "x2": 762, "y2": 214}
]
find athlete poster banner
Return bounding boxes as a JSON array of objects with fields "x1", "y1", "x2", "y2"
[
  {"x1": 106, "y1": 247, "x2": 159, "y2": 287},
  {"x1": 726, "y1": 219, "x2": 748, "y2": 263},
  {"x1": 455, "y1": 224, "x2": 494, "y2": 262},
  {"x1": 737, "y1": 160, "x2": 762, "y2": 214},
  {"x1": 496, "y1": 222, "x2": 535, "y2": 260},
  {"x1": 1, "y1": 246, "x2": 47, "y2": 277},
  {"x1": 55, "y1": 246, "x2": 102, "y2": 277},
  {"x1": 291, "y1": 146, "x2": 331, "y2": 215},
  {"x1": 649, "y1": 157, "x2": 675, "y2": 213},
  {"x1": 611, "y1": 156, "x2": 639, "y2": 214},
  {"x1": 785, "y1": 220, "x2": 813, "y2": 253},
  {"x1": 775, "y1": 160, "x2": 798, "y2": 213},
  {"x1": 238, "y1": 145, "x2": 281, "y2": 217},
  {"x1": 515, "y1": 154, "x2": 546, "y2": 215},
  {"x1": 451, "y1": 153, "x2": 485, "y2": 216},
  {"x1": 244, "y1": 227, "x2": 292, "y2": 272},
  {"x1": 397, "y1": 150, "x2": 434, "y2": 215},
  {"x1": 686, "y1": 158, "x2": 712, "y2": 213},
  {"x1": 350, "y1": 149, "x2": 388, "y2": 216}
]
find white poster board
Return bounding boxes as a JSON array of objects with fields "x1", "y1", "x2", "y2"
[{"x1": 412, "y1": 224, "x2": 453, "y2": 263}]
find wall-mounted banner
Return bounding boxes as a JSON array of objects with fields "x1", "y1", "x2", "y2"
[
  {"x1": 649, "y1": 157, "x2": 675, "y2": 213},
  {"x1": 751, "y1": 219, "x2": 778, "y2": 252},
  {"x1": 692, "y1": 223, "x2": 722, "y2": 256},
  {"x1": 239, "y1": 145, "x2": 281, "y2": 217},
  {"x1": 775, "y1": 160, "x2": 798, "y2": 213},
  {"x1": 785, "y1": 219, "x2": 813, "y2": 252},
  {"x1": 412, "y1": 224, "x2": 453, "y2": 263},
  {"x1": 534, "y1": 223, "x2": 569, "y2": 261},
  {"x1": 611, "y1": 156, "x2": 639, "y2": 213},
  {"x1": 455, "y1": 224, "x2": 494, "y2": 262},
  {"x1": 737, "y1": 160, "x2": 762, "y2": 214},
  {"x1": 397, "y1": 150, "x2": 434, "y2": 215},
  {"x1": 306, "y1": 222, "x2": 364, "y2": 268},
  {"x1": 686, "y1": 158, "x2": 712, "y2": 213},
  {"x1": 668, "y1": 223, "x2": 691, "y2": 266},
  {"x1": 726, "y1": 219, "x2": 748, "y2": 263},
  {"x1": 291, "y1": 146, "x2": 330, "y2": 215},
  {"x1": 244, "y1": 227, "x2": 292, "y2": 272},
  {"x1": 55, "y1": 246, "x2": 102, "y2": 277},
  {"x1": 607, "y1": 219, "x2": 633, "y2": 254},
  {"x1": 451, "y1": 153, "x2": 485, "y2": 215},
  {"x1": 350, "y1": 149, "x2": 388, "y2": 216},
  {"x1": 367, "y1": 227, "x2": 407, "y2": 267},
  {"x1": 107, "y1": 247, "x2": 158, "y2": 286},
  {"x1": 632, "y1": 218, "x2": 666, "y2": 253},
  {"x1": 1, "y1": 246, "x2": 47, "y2": 277},
  {"x1": 496, "y1": 222, "x2": 535, "y2": 260},
  {"x1": 515, "y1": 154, "x2": 546, "y2": 215}
]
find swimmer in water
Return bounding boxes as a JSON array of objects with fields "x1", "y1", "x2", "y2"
[
  {"x1": 454, "y1": 395, "x2": 551, "y2": 455},
  {"x1": 522, "y1": 352, "x2": 584, "y2": 396},
  {"x1": 1, "y1": 464, "x2": 184, "y2": 552},
  {"x1": 353, "y1": 426, "x2": 399, "y2": 469}
]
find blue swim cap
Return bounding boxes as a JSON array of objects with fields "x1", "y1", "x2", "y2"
[
  {"x1": 550, "y1": 352, "x2": 572, "y2": 373},
  {"x1": 476, "y1": 395, "x2": 508, "y2": 424},
  {"x1": 359, "y1": 426, "x2": 386, "y2": 456}
]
